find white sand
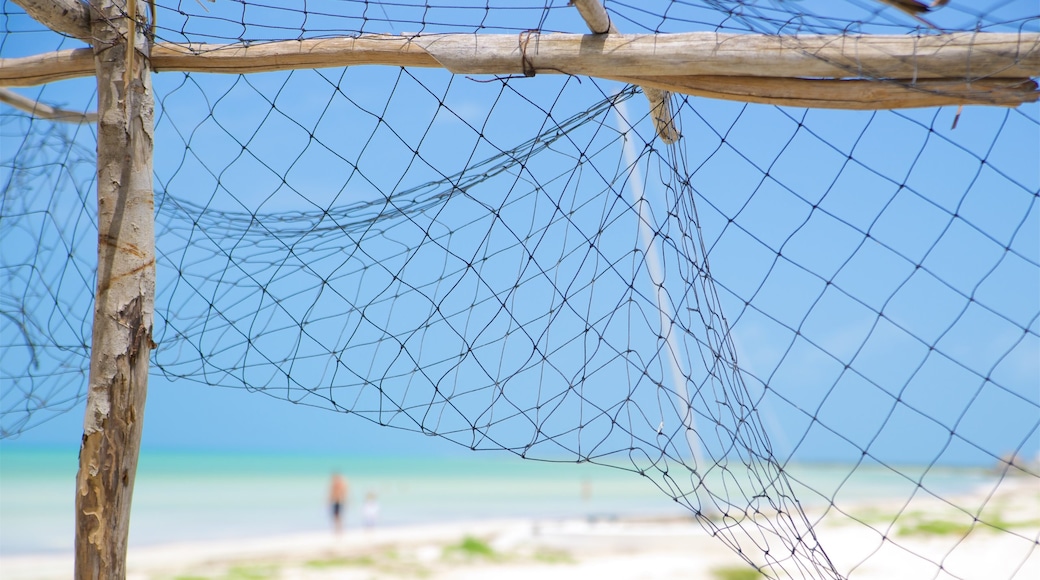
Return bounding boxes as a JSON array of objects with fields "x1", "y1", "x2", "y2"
[
  {"x1": 5, "y1": 516, "x2": 1037, "y2": 580},
  {"x1": 2, "y1": 517, "x2": 755, "y2": 580},
  {"x1": 4, "y1": 477, "x2": 1037, "y2": 579}
]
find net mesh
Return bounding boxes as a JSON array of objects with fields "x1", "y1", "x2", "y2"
[{"x1": 2, "y1": 1, "x2": 1038, "y2": 578}]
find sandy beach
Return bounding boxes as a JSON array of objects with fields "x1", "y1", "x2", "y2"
[
  {"x1": 4, "y1": 455, "x2": 1037, "y2": 580},
  {"x1": 5, "y1": 486, "x2": 1038, "y2": 580},
  {"x1": 0, "y1": 516, "x2": 797, "y2": 580}
]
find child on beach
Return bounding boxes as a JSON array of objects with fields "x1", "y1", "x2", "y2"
[{"x1": 362, "y1": 492, "x2": 380, "y2": 528}]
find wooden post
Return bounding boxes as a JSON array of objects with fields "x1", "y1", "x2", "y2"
[
  {"x1": 570, "y1": 0, "x2": 679, "y2": 143},
  {"x1": 74, "y1": 0, "x2": 155, "y2": 578}
]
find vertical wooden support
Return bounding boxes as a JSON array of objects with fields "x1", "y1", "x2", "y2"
[
  {"x1": 570, "y1": 0, "x2": 679, "y2": 143},
  {"x1": 74, "y1": 1, "x2": 155, "y2": 578},
  {"x1": 572, "y1": 0, "x2": 612, "y2": 34}
]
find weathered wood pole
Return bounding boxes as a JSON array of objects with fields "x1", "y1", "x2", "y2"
[
  {"x1": 569, "y1": 0, "x2": 678, "y2": 143},
  {"x1": 74, "y1": 0, "x2": 155, "y2": 578}
]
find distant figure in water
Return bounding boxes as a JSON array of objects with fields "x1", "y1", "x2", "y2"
[
  {"x1": 362, "y1": 491, "x2": 380, "y2": 528},
  {"x1": 581, "y1": 478, "x2": 593, "y2": 502},
  {"x1": 329, "y1": 472, "x2": 349, "y2": 533}
]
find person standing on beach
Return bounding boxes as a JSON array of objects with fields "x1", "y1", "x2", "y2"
[
  {"x1": 362, "y1": 491, "x2": 380, "y2": 528},
  {"x1": 329, "y1": 472, "x2": 349, "y2": 533}
]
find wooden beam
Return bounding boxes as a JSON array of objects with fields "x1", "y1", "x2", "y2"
[
  {"x1": 613, "y1": 75, "x2": 1039, "y2": 109},
  {"x1": 570, "y1": 0, "x2": 678, "y2": 144},
  {"x1": 0, "y1": 47, "x2": 96, "y2": 86},
  {"x1": 2, "y1": 32, "x2": 1037, "y2": 87},
  {"x1": 10, "y1": 0, "x2": 92, "y2": 41},
  {"x1": 414, "y1": 31, "x2": 1040, "y2": 79},
  {"x1": 0, "y1": 37, "x2": 440, "y2": 87},
  {"x1": 74, "y1": 0, "x2": 155, "y2": 577},
  {"x1": 152, "y1": 36, "x2": 440, "y2": 73},
  {"x1": 0, "y1": 87, "x2": 97, "y2": 122},
  {"x1": 1, "y1": 33, "x2": 1037, "y2": 111}
]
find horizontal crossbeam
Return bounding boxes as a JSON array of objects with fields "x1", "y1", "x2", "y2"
[{"x1": 2, "y1": 32, "x2": 1037, "y2": 109}]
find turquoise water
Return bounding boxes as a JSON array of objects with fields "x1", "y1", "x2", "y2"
[
  {"x1": 0, "y1": 447, "x2": 683, "y2": 555},
  {"x1": 0, "y1": 447, "x2": 998, "y2": 555}
]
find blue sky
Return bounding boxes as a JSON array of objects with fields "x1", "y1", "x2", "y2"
[{"x1": 2, "y1": 1, "x2": 1038, "y2": 470}]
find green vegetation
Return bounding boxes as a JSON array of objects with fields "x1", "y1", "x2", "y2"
[
  {"x1": 443, "y1": 535, "x2": 498, "y2": 560},
  {"x1": 170, "y1": 533, "x2": 577, "y2": 579},
  {"x1": 301, "y1": 548, "x2": 429, "y2": 577},
  {"x1": 304, "y1": 555, "x2": 376, "y2": 568},
  {"x1": 225, "y1": 565, "x2": 279, "y2": 580},
  {"x1": 898, "y1": 518, "x2": 973, "y2": 537},
  {"x1": 711, "y1": 565, "x2": 763, "y2": 580},
  {"x1": 532, "y1": 547, "x2": 575, "y2": 564},
  {"x1": 168, "y1": 564, "x2": 279, "y2": 580},
  {"x1": 846, "y1": 503, "x2": 1040, "y2": 538},
  {"x1": 898, "y1": 513, "x2": 1040, "y2": 537},
  {"x1": 976, "y1": 511, "x2": 1040, "y2": 533},
  {"x1": 845, "y1": 507, "x2": 899, "y2": 526}
]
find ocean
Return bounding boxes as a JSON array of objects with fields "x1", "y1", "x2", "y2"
[{"x1": 0, "y1": 446, "x2": 998, "y2": 556}]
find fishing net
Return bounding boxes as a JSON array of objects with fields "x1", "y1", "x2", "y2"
[{"x1": 2, "y1": 1, "x2": 1037, "y2": 578}]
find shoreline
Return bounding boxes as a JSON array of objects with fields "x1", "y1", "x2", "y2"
[
  {"x1": 3, "y1": 472, "x2": 1036, "y2": 579},
  {"x1": 4, "y1": 499, "x2": 1038, "y2": 580},
  {"x1": 3, "y1": 515, "x2": 754, "y2": 580}
]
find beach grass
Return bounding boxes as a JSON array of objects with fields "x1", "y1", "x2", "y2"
[
  {"x1": 442, "y1": 535, "x2": 499, "y2": 561},
  {"x1": 844, "y1": 496, "x2": 1040, "y2": 538},
  {"x1": 304, "y1": 555, "x2": 377, "y2": 568},
  {"x1": 897, "y1": 518, "x2": 973, "y2": 536},
  {"x1": 171, "y1": 564, "x2": 280, "y2": 580},
  {"x1": 227, "y1": 565, "x2": 280, "y2": 580},
  {"x1": 710, "y1": 565, "x2": 763, "y2": 580},
  {"x1": 532, "y1": 547, "x2": 575, "y2": 564},
  {"x1": 896, "y1": 513, "x2": 1040, "y2": 537},
  {"x1": 166, "y1": 532, "x2": 579, "y2": 580}
]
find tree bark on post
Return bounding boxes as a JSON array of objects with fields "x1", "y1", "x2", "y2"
[{"x1": 74, "y1": 1, "x2": 155, "y2": 578}]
